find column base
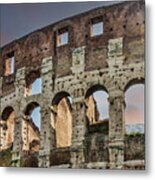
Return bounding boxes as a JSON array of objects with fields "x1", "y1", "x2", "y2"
[
  {"x1": 11, "y1": 151, "x2": 21, "y2": 167},
  {"x1": 39, "y1": 150, "x2": 50, "y2": 168}
]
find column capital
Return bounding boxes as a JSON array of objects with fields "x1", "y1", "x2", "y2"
[{"x1": 108, "y1": 92, "x2": 125, "y2": 108}]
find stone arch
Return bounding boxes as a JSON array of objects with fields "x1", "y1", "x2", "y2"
[
  {"x1": 24, "y1": 101, "x2": 40, "y2": 115},
  {"x1": 1, "y1": 106, "x2": 14, "y2": 120},
  {"x1": 124, "y1": 77, "x2": 144, "y2": 92},
  {"x1": 0, "y1": 106, "x2": 15, "y2": 150},
  {"x1": 51, "y1": 91, "x2": 72, "y2": 148},
  {"x1": 52, "y1": 91, "x2": 71, "y2": 106},
  {"x1": 22, "y1": 101, "x2": 41, "y2": 152},
  {"x1": 85, "y1": 84, "x2": 109, "y2": 125},
  {"x1": 25, "y1": 69, "x2": 42, "y2": 96},
  {"x1": 85, "y1": 84, "x2": 108, "y2": 98}
]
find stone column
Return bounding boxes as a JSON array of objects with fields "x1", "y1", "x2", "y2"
[
  {"x1": 39, "y1": 106, "x2": 54, "y2": 167},
  {"x1": 108, "y1": 90, "x2": 125, "y2": 169},
  {"x1": 71, "y1": 96, "x2": 87, "y2": 168},
  {"x1": 0, "y1": 120, "x2": 6, "y2": 151},
  {"x1": 38, "y1": 56, "x2": 54, "y2": 167},
  {"x1": 11, "y1": 114, "x2": 23, "y2": 167},
  {"x1": 11, "y1": 67, "x2": 26, "y2": 167},
  {"x1": 70, "y1": 46, "x2": 87, "y2": 168},
  {"x1": 22, "y1": 115, "x2": 31, "y2": 151}
]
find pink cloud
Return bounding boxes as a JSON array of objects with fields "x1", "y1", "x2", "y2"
[{"x1": 125, "y1": 105, "x2": 144, "y2": 124}]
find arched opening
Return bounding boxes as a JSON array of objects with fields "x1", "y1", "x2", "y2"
[
  {"x1": 125, "y1": 83, "x2": 144, "y2": 134},
  {"x1": 84, "y1": 85, "x2": 109, "y2": 163},
  {"x1": 85, "y1": 85, "x2": 109, "y2": 125},
  {"x1": 51, "y1": 92, "x2": 72, "y2": 148},
  {"x1": 0, "y1": 106, "x2": 14, "y2": 150},
  {"x1": 23, "y1": 102, "x2": 41, "y2": 152},
  {"x1": 124, "y1": 80, "x2": 145, "y2": 161},
  {"x1": 25, "y1": 70, "x2": 42, "y2": 96}
]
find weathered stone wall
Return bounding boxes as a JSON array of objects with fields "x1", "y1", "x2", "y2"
[
  {"x1": 0, "y1": 0, "x2": 145, "y2": 169},
  {"x1": 85, "y1": 121, "x2": 109, "y2": 164}
]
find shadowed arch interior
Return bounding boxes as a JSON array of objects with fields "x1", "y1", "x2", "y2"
[
  {"x1": 51, "y1": 91, "x2": 72, "y2": 148},
  {"x1": 26, "y1": 70, "x2": 40, "y2": 88},
  {"x1": 52, "y1": 91, "x2": 71, "y2": 106},
  {"x1": 0, "y1": 106, "x2": 15, "y2": 150},
  {"x1": 1, "y1": 106, "x2": 14, "y2": 121},
  {"x1": 24, "y1": 102, "x2": 40, "y2": 116}
]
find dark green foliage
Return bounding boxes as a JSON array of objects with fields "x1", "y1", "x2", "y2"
[
  {"x1": 124, "y1": 133, "x2": 145, "y2": 161},
  {"x1": 0, "y1": 148, "x2": 12, "y2": 167}
]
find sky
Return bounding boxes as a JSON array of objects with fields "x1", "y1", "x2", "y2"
[
  {"x1": 93, "y1": 91, "x2": 109, "y2": 120},
  {"x1": 31, "y1": 106, "x2": 41, "y2": 130}
]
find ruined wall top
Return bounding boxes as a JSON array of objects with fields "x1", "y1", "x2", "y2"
[{"x1": 0, "y1": 0, "x2": 144, "y2": 96}]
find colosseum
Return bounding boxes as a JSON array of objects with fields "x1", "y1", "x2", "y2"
[{"x1": 0, "y1": 1, "x2": 145, "y2": 169}]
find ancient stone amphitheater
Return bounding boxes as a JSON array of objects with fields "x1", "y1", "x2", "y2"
[{"x1": 0, "y1": 1, "x2": 145, "y2": 169}]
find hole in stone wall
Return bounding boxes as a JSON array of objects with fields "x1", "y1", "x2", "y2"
[
  {"x1": 136, "y1": 22, "x2": 139, "y2": 26},
  {"x1": 31, "y1": 78, "x2": 42, "y2": 95},
  {"x1": 25, "y1": 70, "x2": 42, "y2": 96},
  {"x1": 123, "y1": 25, "x2": 126, "y2": 29},
  {"x1": 90, "y1": 16, "x2": 104, "y2": 37},
  {"x1": 4, "y1": 52, "x2": 15, "y2": 76},
  {"x1": 109, "y1": 27, "x2": 113, "y2": 32},
  {"x1": 57, "y1": 27, "x2": 69, "y2": 47}
]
